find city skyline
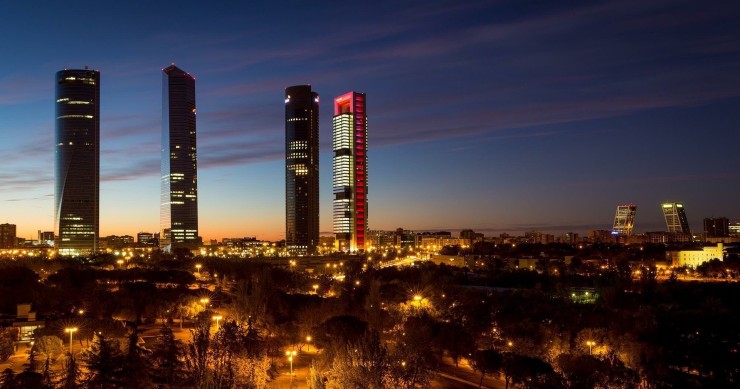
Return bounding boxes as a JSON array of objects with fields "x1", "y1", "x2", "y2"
[{"x1": 1, "y1": 1, "x2": 740, "y2": 241}]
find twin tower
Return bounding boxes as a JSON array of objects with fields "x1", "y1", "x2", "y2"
[
  {"x1": 54, "y1": 69, "x2": 364, "y2": 256},
  {"x1": 285, "y1": 86, "x2": 368, "y2": 255},
  {"x1": 55, "y1": 66, "x2": 198, "y2": 255}
]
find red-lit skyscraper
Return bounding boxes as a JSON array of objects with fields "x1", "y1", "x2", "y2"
[{"x1": 332, "y1": 92, "x2": 367, "y2": 252}]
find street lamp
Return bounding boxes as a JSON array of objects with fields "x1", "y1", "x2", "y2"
[
  {"x1": 312, "y1": 284, "x2": 319, "y2": 294},
  {"x1": 116, "y1": 259, "x2": 124, "y2": 268},
  {"x1": 212, "y1": 315, "x2": 222, "y2": 332},
  {"x1": 586, "y1": 340, "x2": 595, "y2": 355},
  {"x1": 285, "y1": 350, "x2": 297, "y2": 376},
  {"x1": 195, "y1": 264, "x2": 202, "y2": 275},
  {"x1": 200, "y1": 298, "x2": 209, "y2": 310},
  {"x1": 65, "y1": 327, "x2": 78, "y2": 355},
  {"x1": 306, "y1": 335, "x2": 312, "y2": 352}
]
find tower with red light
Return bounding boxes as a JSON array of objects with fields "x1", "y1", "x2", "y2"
[{"x1": 332, "y1": 92, "x2": 367, "y2": 252}]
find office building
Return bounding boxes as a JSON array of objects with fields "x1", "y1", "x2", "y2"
[
  {"x1": 0, "y1": 224, "x2": 16, "y2": 249},
  {"x1": 612, "y1": 204, "x2": 637, "y2": 236},
  {"x1": 332, "y1": 91, "x2": 368, "y2": 252},
  {"x1": 160, "y1": 65, "x2": 199, "y2": 251},
  {"x1": 285, "y1": 85, "x2": 320, "y2": 255},
  {"x1": 703, "y1": 217, "x2": 729, "y2": 238},
  {"x1": 137, "y1": 232, "x2": 154, "y2": 245},
  {"x1": 661, "y1": 202, "x2": 691, "y2": 234},
  {"x1": 55, "y1": 68, "x2": 99, "y2": 255}
]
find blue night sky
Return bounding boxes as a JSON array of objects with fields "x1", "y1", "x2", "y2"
[{"x1": 1, "y1": 0, "x2": 739, "y2": 241}]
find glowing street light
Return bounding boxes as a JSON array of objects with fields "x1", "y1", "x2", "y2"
[
  {"x1": 195, "y1": 264, "x2": 202, "y2": 275},
  {"x1": 306, "y1": 335, "x2": 312, "y2": 352},
  {"x1": 586, "y1": 340, "x2": 595, "y2": 355},
  {"x1": 212, "y1": 315, "x2": 223, "y2": 331},
  {"x1": 65, "y1": 327, "x2": 78, "y2": 354},
  {"x1": 116, "y1": 259, "x2": 124, "y2": 267},
  {"x1": 200, "y1": 298, "x2": 209, "y2": 310},
  {"x1": 312, "y1": 284, "x2": 319, "y2": 294},
  {"x1": 285, "y1": 350, "x2": 297, "y2": 376}
]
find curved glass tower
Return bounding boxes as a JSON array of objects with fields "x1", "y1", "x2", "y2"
[
  {"x1": 55, "y1": 68, "x2": 100, "y2": 255},
  {"x1": 285, "y1": 85, "x2": 320, "y2": 255},
  {"x1": 160, "y1": 65, "x2": 198, "y2": 252}
]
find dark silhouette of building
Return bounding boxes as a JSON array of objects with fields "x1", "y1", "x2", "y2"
[
  {"x1": 703, "y1": 217, "x2": 729, "y2": 238},
  {"x1": 285, "y1": 85, "x2": 320, "y2": 255},
  {"x1": 160, "y1": 65, "x2": 198, "y2": 251},
  {"x1": 55, "y1": 68, "x2": 99, "y2": 255},
  {"x1": 0, "y1": 223, "x2": 16, "y2": 248},
  {"x1": 332, "y1": 91, "x2": 368, "y2": 252}
]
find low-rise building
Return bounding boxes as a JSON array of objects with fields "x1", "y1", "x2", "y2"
[{"x1": 668, "y1": 243, "x2": 724, "y2": 268}]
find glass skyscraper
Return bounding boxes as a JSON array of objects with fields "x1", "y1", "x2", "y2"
[
  {"x1": 160, "y1": 65, "x2": 198, "y2": 251},
  {"x1": 285, "y1": 85, "x2": 320, "y2": 255},
  {"x1": 55, "y1": 68, "x2": 99, "y2": 255},
  {"x1": 332, "y1": 91, "x2": 368, "y2": 252},
  {"x1": 662, "y1": 202, "x2": 690, "y2": 234},
  {"x1": 612, "y1": 204, "x2": 637, "y2": 236}
]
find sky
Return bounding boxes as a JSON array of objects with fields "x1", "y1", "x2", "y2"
[{"x1": 1, "y1": 0, "x2": 739, "y2": 241}]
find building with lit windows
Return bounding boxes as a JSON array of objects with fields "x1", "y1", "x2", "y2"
[
  {"x1": 612, "y1": 204, "x2": 637, "y2": 236},
  {"x1": 661, "y1": 202, "x2": 690, "y2": 234},
  {"x1": 0, "y1": 224, "x2": 16, "y2": 249},
  {"x1": 285, "y1": 85, "x2": 320, "y2": 255},
  {"x1": 669, "y1": 243, "x2": 724, "y2": 268},
  {"x1": 332, "y1": 91, "x2": 367, "y2": 252},
  {"x1": 55, "y1": 68, "x2": 99, "y2": 255},
  {"x1": 160, "y1": 65, "x2": 198, "y2": 251}
]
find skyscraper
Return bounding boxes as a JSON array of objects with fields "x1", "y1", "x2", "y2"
[
  {"x1": 55, "y1": 68, "x2": 99, "y2": 255},
  {"x1": 0, "y1": 223, "x2": 16, "y2": 249},
  {"x1": 661, "y1": 202, "x2": 690, "y2": 234},
  {"x1": 332, "y1": 91, "x2": 368, "y2": 252},
  {"x1": 703, "y1": 217, "x2": 729, "y2": 238},
  {"x1": 612, "y1": 204, "x2": 637, "y2": 236},
  {"x1": 285, "y1": 85, "x2": 320, "y2": 255},
  {"x1": 160, "y1": 65, "x2": 198, "y2": 251}
]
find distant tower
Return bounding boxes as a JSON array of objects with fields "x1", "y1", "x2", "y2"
[
  {"x1": 612, "y1": 204, "x2": 637, "y2": 236},
  {"x1": 332, "y1": 91, "x2": 368, "y2": 252},
  {"x1": 661, "y1": 202, "x2": 690, "y2": 234},
  {"x1": 285, "y1": 85, "x2": 320, "y2": 255},
  {"x1": 160, "y1": 65, "x2": 198, "y2": 252},
  {"x1": 703, "y1": 217, "x2": 729, "y2": 238},
  {"x1": 55, "y1": 68, "x2": 100, "y2": 255}
]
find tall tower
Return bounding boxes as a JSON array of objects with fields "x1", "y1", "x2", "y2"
[
  {"x1": 612, "y1": 204, "x2": 637, "y2": 236},
  {"x1": 55, "y1": 68, "x2": 99, "y2": 255},
  {"x1": 661, "y1": 202, "x2": 690, "y2": 234},
  {"x1": 332, "y1": 91, "x2": 368, "y2": 252},
  {"x1": 285, "y1": 85, "x2": 320, "y2": 255},
  {"x1": 160, "y1": 65, "x2": 198, "y2": 251}
]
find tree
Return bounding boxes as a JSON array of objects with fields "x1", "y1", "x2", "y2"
[
  {"x1": 59, "y1": 353, "x2": 80, "y2": 389},
  {"x1": 121, "y1": 328, "x2": 152, "y2": 388},
  {"x1": 150, "y1": 325, "x2": 184, "y2": 387},
  {"x1": 0, "y1": 328, "x2": 16, "y2": 362},
  {"x1": 31, "y1": 336, "x2": 64, "y2": 361},
  {"x1": 471, "y1": 349, "x2": 502, "y2": 388},
  {"x1": 307, "y1": 360, "x2": 326, "y2": 389},
  {"x1": 328, "y1": 332, "x2": 389, "y2": 389},
  {"x1": 83, "y1": 333, "x2": 125, "y2": 388},
  {"x1": 0, "y1": 369, "x2": 15, "y2": 389}
]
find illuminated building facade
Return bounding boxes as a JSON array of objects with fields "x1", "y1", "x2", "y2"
[
  {"x1": 55, "y1": 68, "x2": 99, "y2": 255},
  {"x1": 612, "y1": 204, "x2": 637, "y2": 236},
  {"x1": 285, "y1": 85, "x2": 320, "y2": 255},
  {"x1": 332, "y1": 91, "x2": 367, "y2": 252},
  {"x1": 160, "y1": 65, "x2": 198, "y2": 251},
  {"x1": 669, "y1": 243, "x2": 724, "y2": 268},
  {"x1": 661, "y1": 202, "x2": 690, "y2": 234}
]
